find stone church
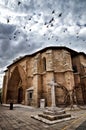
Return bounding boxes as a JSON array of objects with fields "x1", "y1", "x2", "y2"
[{"x1": 2, "y1": 46, "x2": 86, "y2": 107}]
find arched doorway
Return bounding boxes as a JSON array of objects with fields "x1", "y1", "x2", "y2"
[
  {"x1": 18, "y1": 87, "x2": 23, "y2": 103},
  {"x1": 6, "y1": 65, "x2": 27, "y2": 104}
]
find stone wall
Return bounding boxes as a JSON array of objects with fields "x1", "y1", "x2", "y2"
[
  {"x1": 72, "y1": 54, "x2": 86, "y2": 104},
  {"x1": 2, "y1": 47, "x2": 86, "y2": 106},
  {"x1": 79, "y1": 54, "x2": 86, "y2": 103},
  {"x1": 2, "y1": 71, "x2": 9, "y2": 103},
  {"x1": 53, "y1": 49, "x2": 75, "y2": 105}
]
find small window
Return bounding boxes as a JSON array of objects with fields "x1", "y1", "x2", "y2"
[
  {"x1": 30, "y1": 92, "x2": 32, "y2": 99},
  {"x1": 43, "y1": 57, "x2": 46, "y2": 71},
  {"x1": 73, "y1": 66, "x2": 78, "y2": 73},
  {"x1": 28, "y1": 91, "x2": 33, "y2": 99}
]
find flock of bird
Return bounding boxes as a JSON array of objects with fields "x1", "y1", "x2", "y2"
[{"x1": 5, "y1": 1, "x2": 86, "y2": 47}]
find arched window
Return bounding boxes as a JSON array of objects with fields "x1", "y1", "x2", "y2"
[
  {"x1": 43, "y1": 57, "x2": 46, "y2": 71},
  {"x1": 73, "y1": 65, "x2": 78, "y2": 73}
]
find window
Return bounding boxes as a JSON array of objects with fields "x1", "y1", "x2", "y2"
[
  {"x1": 28, "y1": 91, "x2": 33, "y2": 99},
  {"x1": 43, "y1": 57, "x2": 46, "y2": 71},
  {"x1": 29, "y1": 92, "x2": 32, "y2": 99},
  {"x1": 73, "y1": 65, "x2": 78, "y2": 73}
]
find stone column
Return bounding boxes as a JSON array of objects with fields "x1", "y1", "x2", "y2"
[
  {"x1": 48, "y1": 79, "x2": 59, "y2": 108},
  {"x1": 51, "y1": 83, "x2": 56, "y2": 107}
]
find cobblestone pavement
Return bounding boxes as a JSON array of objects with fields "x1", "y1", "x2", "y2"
[{"x1": 0, "y1": 104, "x2": 86, "y2": 130}]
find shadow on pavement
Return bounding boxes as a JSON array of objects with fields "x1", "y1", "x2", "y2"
[{"x1": 76, "y1": 120, "x2": 86, "y2": 130}]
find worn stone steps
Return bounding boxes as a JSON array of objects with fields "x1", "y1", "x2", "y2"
[
  {"x1": 38, "y1": 113, "x2": 71, "y2": 121},
  {"x1": 31, "y1": 108, "x2": 74, "y2": 124}
]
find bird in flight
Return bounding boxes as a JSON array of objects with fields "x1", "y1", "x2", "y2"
[
  {"x1": 52, "y1": 10, "x2": 55, "y2": 14},
  {"x1": 58, "y1": 13, "x2": 62, "y2": 17},
  {"x1": 7, "y1": 18, "x2": 9, "y2": 23},
  {"x1": 18, "y1": 1, "x2": 21, "y2": 6}
]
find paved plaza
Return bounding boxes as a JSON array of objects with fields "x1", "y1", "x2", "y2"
[{"x1": 0, "y1": 104, "x2": 86, "y2": 130}]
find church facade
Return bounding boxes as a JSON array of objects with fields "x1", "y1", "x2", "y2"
[{"x1": 2, "y1": 46, "x2": 86, "y2": 107}]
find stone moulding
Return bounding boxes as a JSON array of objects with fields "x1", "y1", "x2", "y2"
[
  {"x1": 38, "y1": 113, "x2": 71, "y2": 121},
  {"x1": 31, "y1": 114, "x2": 74, "y2": 125}
]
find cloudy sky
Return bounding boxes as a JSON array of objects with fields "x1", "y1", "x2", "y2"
[{"x1": 0, "y1": 0, "x2": 86, "y2": 88}]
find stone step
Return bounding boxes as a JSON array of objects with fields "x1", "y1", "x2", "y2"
[
  {"x1": 43, "y1": 110, "x2": 66, "y2": 115},
  {"x1": 38, "y1": 113, "x2": 71, "y2": 121}
]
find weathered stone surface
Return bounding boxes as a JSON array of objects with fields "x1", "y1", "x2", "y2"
[
  {"x1": 1, "y1": 104, "x2": 86, "y2": 129},
  {"x1": 2, "y1": 46, "x2": 86, "y2": 107},
  {"x1": 43, "y1": 109, "x2": 65, "y2": 115},
  {"x1": 38, "y1": 113, "x2": 71, "y2": 121}
]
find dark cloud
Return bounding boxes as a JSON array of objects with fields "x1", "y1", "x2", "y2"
[
  {"x1": 0, "y1": 23, "x2": 15, "y2": 34},
  {"x1": 0, "y1": 0, "x2": 86, "y2": 73},
  {"x1": 0, "y1": 41, "x2": 11, "y2": 52}
]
